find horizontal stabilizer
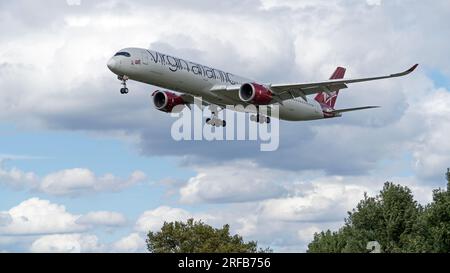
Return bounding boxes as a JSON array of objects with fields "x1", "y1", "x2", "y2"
[{"x1": 331, "y1": 106, "x2": 380, "y2": 114}]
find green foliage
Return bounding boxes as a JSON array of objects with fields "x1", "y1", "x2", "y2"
[
  {"x1": 308, "y1": 230, "x2": 347, "y2": 253},
  {"x1": 308, "y1": 169, "x2": 450, "y2": 253},
  {"x1": 146, "y1": 218, "x2": 270, "y2": 253},
  {"x1": 411, "y1": 168, "x2": 450, "y2": 252}
]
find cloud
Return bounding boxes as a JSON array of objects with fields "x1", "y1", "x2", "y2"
[
  {"x1": 0, "y1": 163, "x2": 146, "y2": 196},
  {"x1": 258, "y1": 182, "x2": 370, "y2": 223},
  {"x1": 111, "y1": 233, "x2": 146, "y2": 253},
  {"x1": 75, "y1": 211, "x2": 127, "y2": 227},
  {"x1": 0, "y1": 197, "x2": 131, "y2": 236},
  {"x1": 135, "y1": 206, "x2": 194, "y2": 233},
  {"x1": 179, "y1": 161, "x2": 288, "y2": 204},
  {"x1": 366, "y1": 0, "x2": 382, "y2": 6},
  {"x1": 0, "y1": 198, "x2": 84, "y2": 235},
  {"x1": 0, "y1": 198, "x2": 135, "y2": 252},
  {"x1": 297, "y1": 226, "x2": 322, "y2": 243},
  {"x1": 30, "y1": 234, "x2": 103, "y2": 253},
  {"x1": 0, "y1": 164, "x2": 38, "y2": 190},
  {"x1": 410, "y1": 89, "x2": 450, "y2": 180},
  {"x1": 40, "y1": 168, "x2": 146, "y2": 196},
  {"x1": 176, "y1": 158, "x2": 435, "y2": 207}
]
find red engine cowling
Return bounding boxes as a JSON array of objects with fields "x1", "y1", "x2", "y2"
[
  {"x1": 152, "y1": 90, "x2": 185, "y2": 112},
  {"x1": 238, "y1": 83, "x2": 273, "y2": 105}
]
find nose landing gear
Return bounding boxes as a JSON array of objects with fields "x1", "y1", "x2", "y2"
[{"x1": 118, "y1": 75, "x2": 129, "y2": 94}]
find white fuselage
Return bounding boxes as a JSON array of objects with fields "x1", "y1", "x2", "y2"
[{"x1": 107, "y1": 47, "x2": 326, "y2": 121}]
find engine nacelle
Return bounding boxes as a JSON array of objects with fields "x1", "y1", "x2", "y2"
[
  {"x1": 238, "y1": 83, "x2": 273, "y2": 105},
  {"x1": 152, "y1": 90, "x2": 185, "y2": 113}
]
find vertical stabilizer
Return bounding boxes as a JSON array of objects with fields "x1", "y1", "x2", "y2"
[{"x1": 314, "y1": 67, "x2": 346, "y2": 108}]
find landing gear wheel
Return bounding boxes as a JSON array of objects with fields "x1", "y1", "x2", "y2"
[
  {"x1": 222, "y1": 120, "x2": 226, "y2": 127},
  {"x1": 250, "y1": 114, "x2": 270, "y2": 124},
  {"x1": 206, "y1": 118, "x2": 211, "y2": 124}
]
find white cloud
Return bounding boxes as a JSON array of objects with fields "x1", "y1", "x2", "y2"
[
  {"x1": 410, "y1": 89, "x2": 450, "y2": 179},
  {"x1": 366, "y1": 0, "x2": 382, "y2": 6},
  {"x1": 297, "y1": 226, "x2": 322, "y2": 242},
  {"x1": 0, "y1": 198, "x2": 84, "y2": 235},
  {"x1": 0, "y1": 198, "x2": 136, "y2": 252},
  {"x1": 179, "y1": 161, "x2": 288, "y2": 204},
  {"x1": 0, "y1": 163, "x2": 146, "y2": 196},
  {"x1": 135, "y1": 206, "x2": 194, "y2": 233},
  {"x1": 76, "y1": 211, "x2": 127, "y2": 227},
  {"x1": 260, "y1": 0, "x2": 338, "y2": 10},
  {"x1": 259, "y1": 182, "x2": 369, "y2": 223},
  {"x1": 40, "y1": 168, "x2": 146, "y2": 196},
  {"x1": 0, "y1": 197, "x2": 133, "y2": 237},
  {"x1": 0, "y1": 164, "x2": 38, "y2": 190},
  {"x1": 30, "y1": 234, "x2": 103, "y2": 253},
  {"x1": 111, "y1": 233, "x2": 146, "y2": 253},
  {"x1": 234, "y1": 214, "x2": 259, "y2": 237},
  {"x1": 66, "y1": 0, "x2": 82, "y2": 7}
]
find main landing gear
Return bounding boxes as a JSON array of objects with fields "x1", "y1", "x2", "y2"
[
  {"x1": 250, "y1": 106, "x2": 271, "y2": 124},
  {"x1": 118, "y1": 75, "x2": 129, "y2": 94},
  {"x1": 206, "y1": 105, "x2": 226, "y2": 127},
  {"x1": 250, "y1": 114, "x2": 271, "y2": 124},
  {"x1": 204, "y1": 105, "x2": 271, "y2": 127}
]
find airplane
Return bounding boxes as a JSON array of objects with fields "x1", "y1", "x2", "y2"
[{"x1": 107, "y1": 47, "x2": 418, "y2": 127}]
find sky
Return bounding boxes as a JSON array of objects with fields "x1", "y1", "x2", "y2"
[{"x1": 1, "y1": 0, "x2": 450, "y2": 252}]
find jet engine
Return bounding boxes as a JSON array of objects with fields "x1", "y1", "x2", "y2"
[
  {"x1": 152, "y1": 90, "x2": 185, "y2": 113},
  {"x1": 238, "y1": 83, "x2": 273, "y2": 105}
]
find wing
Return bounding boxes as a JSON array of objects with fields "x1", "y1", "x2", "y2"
[
  {"x1": 209, "y1": 84, "x2": 242, "y2": 102},
  {"x1": 179, "y1": 94, "x2": 211, "y2": 109},
  {"x1": 210, "y1": 64, "x2": 418, "y2": 103},
  {"x1": 270, "y1": 64, "x2": 418, "y2": 101}
]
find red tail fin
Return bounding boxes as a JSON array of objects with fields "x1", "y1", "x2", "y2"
[{"x1": 314, "y1": 67, "x2": 346, "y2": 108}]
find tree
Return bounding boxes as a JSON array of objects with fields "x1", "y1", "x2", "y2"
[
  {"x1": 308, "y1": 183, "x2": 420, "y2": 253},
  {"x1": 146, "y1": 218, "x2": 271, "y2": 253},
  {"x1": 411, "y1": 168, "x2": 450, "y2": 252},
  {"x1": 307, "y1": 170, "x2": 450, "y2": 253},
  {"x1": 308, "y1": 230, "x2": 347, "y2": 253}
]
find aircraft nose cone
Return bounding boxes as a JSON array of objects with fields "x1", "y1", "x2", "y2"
[{"x1": 107, "y1": 58, "x2": 117, "y2": 71}]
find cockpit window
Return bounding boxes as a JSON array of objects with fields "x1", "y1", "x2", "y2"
[{"x1": 114, "y1": 52, "x2": 131, "y2": 57}]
